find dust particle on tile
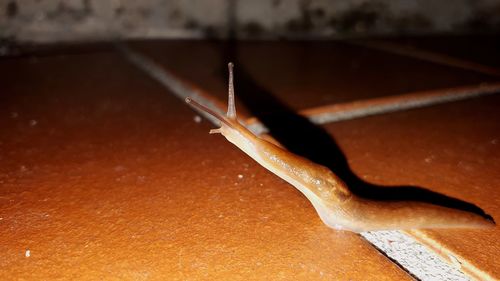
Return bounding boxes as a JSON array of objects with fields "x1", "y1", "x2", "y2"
[{"x1": 114, "y1": 165, "x2": 125, "y2": 172}]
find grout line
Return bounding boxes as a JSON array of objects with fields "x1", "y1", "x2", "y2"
[
  {"x1": 118, "y1": 43, "x2": 485, "y2": 281},
  {"x1": 246, "y1": 82, "x2": 500, "y2": 135},
  {"x1": 361, "y1": 231, "x2": 472, "y2": 281},
  {"x1": 407, "y1": 230, "x2": 496, "y2": 281},
  {"x1": 116, "y1": 43, "x2": 227, "y2": 127},
  {"x1": 301, "y1": 83, "x2": 500, "y2": 119},
  {"x1": 349, "y1": 40, "x2": 500, "y2": 77}
]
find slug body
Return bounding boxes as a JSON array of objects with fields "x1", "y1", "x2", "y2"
[{"x1": 186, "y1": 63, "x2": 494, "y2": 232}]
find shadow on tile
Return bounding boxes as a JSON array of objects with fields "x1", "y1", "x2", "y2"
[{"x1": 217, "y1": 42, "x2": 494, "y2": 224}]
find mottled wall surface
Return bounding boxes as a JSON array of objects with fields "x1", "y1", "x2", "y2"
[{"x1": 1, "y1": 0, "x2": 500, "y2": 42}]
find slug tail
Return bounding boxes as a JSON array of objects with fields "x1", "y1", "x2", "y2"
[{"x1": 345, "y1": 197, "x2": 495, "y2": 232}]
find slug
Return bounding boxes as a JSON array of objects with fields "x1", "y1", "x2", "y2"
[{"x1": 185, "y1": 63, "x2": 494, "y2": 232}]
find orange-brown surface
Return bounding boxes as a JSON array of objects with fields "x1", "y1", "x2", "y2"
[
  {"x1": 323, "y1": 95, "x2": 500, "y2": 279},
  {"x1": 0, "y1": 51, "x2": 412, "y2": 279}
]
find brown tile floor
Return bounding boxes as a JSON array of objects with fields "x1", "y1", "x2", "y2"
[
  {"x1": 0, "y1": 49, "x2": 412, "y2": 279},
  {"x1": 2, "y1": 37, "x2": 499, "y2": 280}
]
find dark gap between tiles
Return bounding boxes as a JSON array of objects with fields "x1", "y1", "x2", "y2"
[{"x1": 349, "y1": 40, "x2": 500, "y2": 77}]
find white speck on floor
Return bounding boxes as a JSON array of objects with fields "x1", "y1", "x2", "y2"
[
  {"x1": 114, "y1": 165, "x2": 125, "y2": 172},
  {"x1": 193, "y1": 115, "x2": 202, "y2": 123},
  {"x1": 237, "y1": 174, "x2": 244, "y2": 179},
  {"x1": 361, "y1": 231, "x2": 471, "y2": 281},
  {"x1": 25, "y1": 249, "x2": 30, "y2": 258},
  {"x1": 29, "y1": 120, "x2": 37, "y2": 126},
  {"x1": 424, "y1": 156, "x2": 434, "y2": 163},
  {"x1": 136, "y1": 175, "x2": 146, "y2": 184}
]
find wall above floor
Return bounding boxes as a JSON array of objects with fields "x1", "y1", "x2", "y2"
[{"x1": 1, "y1": 0, "x2": 500, "y2": 43}]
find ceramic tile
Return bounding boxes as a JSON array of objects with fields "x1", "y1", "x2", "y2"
[{"x1": 0, "y1": 50, "x2": 411, "y2": 280}]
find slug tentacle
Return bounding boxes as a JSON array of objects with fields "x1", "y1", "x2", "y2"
[
  {"x1": 227, "y1": 62, "x2": 237, "y2": 120},
  {"x1": 185, "y1": 97, "x2": 235, "y2": 130},
  {"x1": 186, "y1": 62, "x2": 495, "y2": 232}
]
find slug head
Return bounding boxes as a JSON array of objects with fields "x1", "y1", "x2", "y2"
[{"x1": 185, "y1": 62, "x2": 251, "y2": 142}]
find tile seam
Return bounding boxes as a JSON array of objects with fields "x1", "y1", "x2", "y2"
[
  {"x1": 116, "y1": 43, "x2": 227, "y2": 127},
  {"x1": 349, "y1": 40, "x2": 500, "y2": 77},
  {"x1": 406, "y1": 230, "x2": 496, "y2": 281},
  {"x1": 245, "y1": 83, "x2": 500, "y2": 134},
  {"x1": 360, "y1": 231, "x2": 473, "y2": 281}
]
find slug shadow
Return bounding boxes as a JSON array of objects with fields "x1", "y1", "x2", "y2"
[{"x1": 218, "y1": 43, "x2": 493, "y2": 222}]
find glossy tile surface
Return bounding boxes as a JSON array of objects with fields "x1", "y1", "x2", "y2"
[{"x1": 0, "y1": 51, "x2": 411, "y2": 280}]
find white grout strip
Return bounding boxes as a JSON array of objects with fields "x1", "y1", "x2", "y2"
[
  {"x1": 309, "y1": 86, "x2": 500, "y2": 123},
  {"x1": 117, "y1": 44, "x2": 225, "y2": 127},
  {"x1": 246, "y1": 83, "x2": 500, "y2": 135},
  {"x1": 361, "y1": 231, "x2": 471, "y2": 281},
  {"x1": 118, "y1": 43, "x2": 489, "y2": 280}
]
